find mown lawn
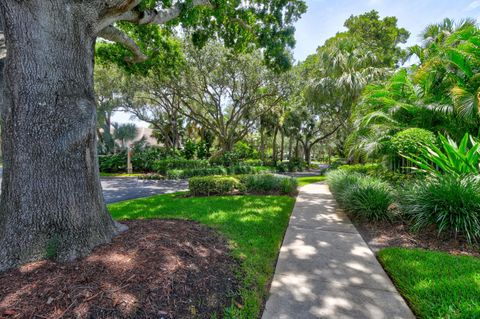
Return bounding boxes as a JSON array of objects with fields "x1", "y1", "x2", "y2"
[
  {"x1": 108, "y1": 193, "x2": 295, "y2": 318},
  {"x1": 378, "y1": 247, "x2": 480, "y2": 319},
  {"x1": 296, "y1": 175, "x2": 326, "y2": 187}
]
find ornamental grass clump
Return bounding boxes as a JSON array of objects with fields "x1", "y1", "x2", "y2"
[
  {"x1": 340, "y1": 176, "x2": 395, "y2": 221},
  {"x1": 326, "y1": 170, "x2": 362, "y2": 201},
  {"x1": 400, "y1": 175, "x2": 480, "y2": 244}
]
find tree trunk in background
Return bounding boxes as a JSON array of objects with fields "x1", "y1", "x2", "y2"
[
  {"x1": 0, "y1": 2, "x2": 122, "y2": 271},
  {"x1": 280, "y1": 130, "x2": 284, "y2": 162},
  {"x1": 272, "y1": 126, "x2": 278, "y2": 164},
  {"x1": 260, "y1": 128, "x2": 265, "y2": 162},
  {"x1": 288, "y1": 137, "x2": 292, "y2": 160},
  {"x1": 304, "y1": 144, "x2": 312, "y2": 167},
  {"x1": 295, "y1": 139, "x2": 299, "y2": 158}
]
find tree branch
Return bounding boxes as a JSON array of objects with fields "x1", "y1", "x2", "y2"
[
  {"x1": 98, "y1": 26, "x2": 148, "y2": 63},
  {"x1": 98, "y1": 0, "x2": 211, "y2": 31}
]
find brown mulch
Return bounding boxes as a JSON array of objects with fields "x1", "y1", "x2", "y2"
[
  {"x1": 350, "y1": 216, "x2": 480, "y2": 258},
  {"x1": 0, "y1": 220, "x2": 240, "y2": 319}
]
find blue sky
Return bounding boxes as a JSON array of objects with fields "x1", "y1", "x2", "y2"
[{"x1": 293, "y1": 0, "x2": 480, "y2": 61}]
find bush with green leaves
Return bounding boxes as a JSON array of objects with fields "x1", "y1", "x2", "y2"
[
  {"x1": 138, "y1": 173, "x2": 165, "y2": 180},
  {"x1": 240, "y1": 159, "x2": 263, "y2": 166},
  {"x1": 337, "y1": 163, "x2": 383, "y2": 176},
  {"x1": 390, "y1": 128, "x2": 436, "y2": 155},
  {"x1": 182, "y1": 140, "x2": 197, "y2": 160},
  {"x1": 98, "y1": 152, "x2": 127, "y2": 173},
  {"x1": 131, "y1": 147, "x2": 170, "y2": 172},
  {"x1": 400, "y1": 175, "x2": 480, "y2": 243},
  {"x1": 153, "y1": 159, "x2": 209, "y2": 174},
  {"x1": 326, "y1": 170, "x2": 362, "y2": 199},
  {"x1": 166, "y1": 169, "x2": 184, "y2": 180},
  {"x1": 182, "y1": 167, "x2": 228, "y2": 178},
  {"x1": 209, "y1": 151, "x2": 241, "y2": 167},
  {"x1": 402, "y1": 133, "x2": 480, "y2": 177},
  {"x1": 327, "y1": 170, "x2": 394, "y2": 221},
  {"x1": 227, "y1": 165, "x2": 268, "y2": 175},
  {"x1": 340, "y1": 176, "x2": 395, "y2": 221},
  {"x1": 189, "y1": 176, "x2": 240, "y2": 196},
  {"x1": 239, "y1": 174, "x2": 298, "y2": 195}
]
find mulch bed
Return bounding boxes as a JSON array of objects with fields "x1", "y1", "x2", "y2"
[
  {"x1": 350, "y1": 216, "x2": 480, "y2": 258},
  {"x1": 0, "y1": 220, "x2": 240, "y2": 319}
]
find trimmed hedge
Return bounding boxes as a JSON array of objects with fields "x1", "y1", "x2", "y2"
[
  {"x1": 189, "y1": 176, "x2": 240, "y2": 196},
  {"x1": 167, "y1": 167, "x2": 228, "y2": 179},
  {"x1": 165, "y1": 165, "x2": 268, "y2": 180},
  {"x1": 189, "y1": 174, "x2": 298, "y2": 196},
  {"x1": 153, "y1": 159, "x2": 209, "y2": 174},
  {"x1": 239, "y1": 174, "x2": 298, "y2": 195}
]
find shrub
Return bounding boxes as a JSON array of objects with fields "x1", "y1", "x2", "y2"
[
  {"x1": 166, "y1": 169, "x2": 184, "y2": 180},
  {"x1": 182, "y1": 140, "x2": 197, "y2": 160},
  {"x1": 154, "y1": 159, "x2": 209, "y2": 174},
  {"x1": 337, "y1": 163, "x2": 383, "y2": 176},
  {"x1": 99, "y1": 153, "x2": 127, "y2": 173},
  {"x1": 189, "y1": 176, "x2": 240, "y2": 196},
  {"x1": 287, "y1": 157, "x2": 306, "y2": 172},
  {"x1": 209, "y1": 151, "x2": 241, "y2": 167},
  {"x1": 182, "y1": 167, "x2": 228, "y2": 178},
  {"x1": 326, "y1": 170, "x2": 362, "y2": 199},
  {"x1": 400, "y1": 175, "x2": 480, "y2": 243},
  {"x1": 239, "y1": 174, "x2": 298, "y2": 195},
  {"x1": 240, "y1": 159, "x2": 263, "y2": 166},
  {"x1": 227, "y1": 165, "x2": 265, "y2": 175},
  {"x1": 402, "y1": 133, "x2": 480, "y2": 177},
  {"x1": 138, "y1": 173, "x2": 164, "y2": 180},
  {"x1": 390, "y1": 128, "x2": 436, "y2": 155},
  {"x1": 131, "y1": 147, "x2": 170, "y2": 172},
  {"x1": 340, "y1": 176, "x2": 394, "y2": 221}
]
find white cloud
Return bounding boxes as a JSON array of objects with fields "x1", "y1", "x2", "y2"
[{"x1": 467, "y1": 0, "x2": 480, "y2": 10}]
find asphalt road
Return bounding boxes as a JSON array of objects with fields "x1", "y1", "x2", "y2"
[{"x1": 0, "y1": 167, "x2": 188, "y2": 203}]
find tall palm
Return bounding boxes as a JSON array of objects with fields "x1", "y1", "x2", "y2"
[{"x1": 113, "y1": 123, "x2": 138, "y2": 150}]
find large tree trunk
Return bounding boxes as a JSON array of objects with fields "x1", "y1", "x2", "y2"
[
  {"x1": 0, "y1": 2, "x2": 122, "y2": 271},
  {"x1": 304, "y1": 143, "x2": 312, "y2": 167}
]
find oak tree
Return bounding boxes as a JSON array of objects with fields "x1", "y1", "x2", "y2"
[{"x1": 0, "y1": 0, "x2": 305, "y2": 271}]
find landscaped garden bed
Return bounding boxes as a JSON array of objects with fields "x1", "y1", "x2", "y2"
[
  {"x1": 326, "y1": 159, "x2": 480, "y2": 319},
  {"x1": 0, "y1": 193, "x2": 295, "y2": 318},
  {"x1": 0, "y1": 220, "x2": 239, "y2": 318}
]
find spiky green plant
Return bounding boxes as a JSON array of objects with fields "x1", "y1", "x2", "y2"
[{"x1": 401, "y1": 133, "x2": 480, "y2": 176}]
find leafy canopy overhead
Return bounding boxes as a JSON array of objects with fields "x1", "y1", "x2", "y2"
[
  {"x1": 96, "y1": 0, "x2": 307, "y2": 73},
  {"x1": 328, "y1": 10, "x2": 410, "y2": 67}
]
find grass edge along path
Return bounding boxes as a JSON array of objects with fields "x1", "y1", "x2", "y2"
[
  {"x1": 378, "y1": 247, "x2": 480, "y2": 319},
  {"x1": 296, "y1": 175, "x2": 326, "y2": 187},
  {"x1": 108, "y1": 193, "x2": 295, "y2": 318}
]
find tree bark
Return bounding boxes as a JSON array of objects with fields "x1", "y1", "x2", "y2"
[
  {"x1": 272, "y1": 126, "x2": 278, "y2": 164},
  {"x1": 280, "y1": 130, "x2": 284, "y2": 162},
  {"x1": 0, "y1": 2, "x2": 122, "y2": 271}
]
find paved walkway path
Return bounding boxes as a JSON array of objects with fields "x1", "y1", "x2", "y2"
[{"x1": 262, "y1": 183, "x2": 415, "y2": 319}]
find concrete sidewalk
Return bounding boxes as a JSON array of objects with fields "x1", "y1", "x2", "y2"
[{"x1": 262, "y1": 183, "x2": 415, "y2": 319}]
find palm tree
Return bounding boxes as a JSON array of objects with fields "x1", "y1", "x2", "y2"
[{"x1": 113, "y1": 122, "x2": 138, "y2": 151}]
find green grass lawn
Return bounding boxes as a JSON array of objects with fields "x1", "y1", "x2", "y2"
[
  {"x1": 378, "y1": 247, "x2": 480, "y2": 319},
  {"x1": 108, "y1": 193, "x2": 295, "y2": 318},
  {"x1": 296, "y1": 175, "x2": 326, "y2": 187}
]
